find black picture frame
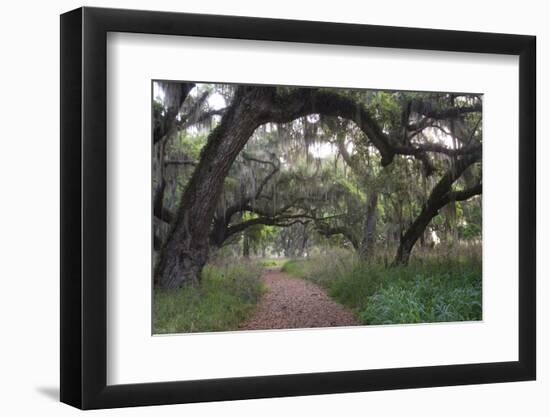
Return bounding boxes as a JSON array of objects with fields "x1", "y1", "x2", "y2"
[{"x1": 60, "y1": 6, "x2": 536, "y2": 410}]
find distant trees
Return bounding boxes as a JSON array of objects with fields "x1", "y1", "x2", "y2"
[{"x1": 152, "y1": 82, "x2": 482, "y2": 289}]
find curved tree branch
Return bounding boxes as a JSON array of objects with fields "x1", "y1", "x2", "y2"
[
  {"x1": 393, "y1": 150, "x2": 482, "y2": 265},
  {"x1": 315, "y1": 222, "x2": 360, "y2": 250},
  {"x1": 155, "y1": 85, "x2": 483, "y2": 288},
  {"x1": 265, "y1": 89, "x2": 481, "y2": 175}
]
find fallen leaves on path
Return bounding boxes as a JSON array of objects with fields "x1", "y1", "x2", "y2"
[{"x1": 240, "y1": 269, "x2": 360, "y2": 330}]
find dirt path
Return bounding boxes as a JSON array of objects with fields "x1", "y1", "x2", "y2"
[{"x1": 240, "y1": 269, "x2": 360, "y2": 330}]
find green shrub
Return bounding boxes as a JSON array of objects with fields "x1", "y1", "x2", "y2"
[
  {"x1": 282, "y1": 248, "x2": 355, "y2": 287},
  {"x1": 359, "y1": 269, "x2": 482, "y2": 324},
  {"x1": 328, "y1": 263, "x2": 386, "y2": 311},
  {"x1": 153, "y1": 261, "x2": 264, "y2": 334},
  {"x1": 281, "y1": 259, "x2": 309, "y2": 277}
]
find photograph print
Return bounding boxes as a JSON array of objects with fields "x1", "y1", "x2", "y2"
[{"x1": 152, "y1": 81, "x2": 482, "y2": 335}]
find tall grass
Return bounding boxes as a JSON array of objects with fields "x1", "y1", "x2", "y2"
[
  {"x1": 153, "y1": 261, "x2": 264, "y2": 334},
  {"x1": 282, "y1": 244, "x2": 482, "y2": 325},
  {"x1": 258, "y1": 258, "x2": 288, "y2": 268}
]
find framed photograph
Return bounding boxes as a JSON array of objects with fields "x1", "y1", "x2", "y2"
[{"x1": 60, "y1": 6, "x2": 536, "y2": 409}]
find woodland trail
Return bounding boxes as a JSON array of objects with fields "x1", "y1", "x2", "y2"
[{"x1": 240, "y1": 268, "x2": 360, "y2": 330}]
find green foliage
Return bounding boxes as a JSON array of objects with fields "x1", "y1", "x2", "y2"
[
  {"x1": 259, "y1": 258, "x2": 287, "y2": 268},
  {"x1": 458, "y1": 203, "x2": 482, "y2": 240},
  {"x1": 174, "y1": 131, "x2": 208, "y2": 160},
  {"x1": 153, "y1": 261, "x2": 265, "y2": 334},
  {"x1": 459, "y1": 222, "x2": 482, "y2": 240},
  {"x1": 282, "y1": 248, "x2": 481, "y2": 325},
  {"x1": 369, "y1": 91, "x2": 402, "y2": 123},
  {"x1": 281, "y1": 259, "x2": 310, "y2": 277},
  {"x1": 359, "y1": 267, "x2": 481, "y2": 324},
  {"x1": 336, "y1": 176, "x2": 366, "y2": 202}
]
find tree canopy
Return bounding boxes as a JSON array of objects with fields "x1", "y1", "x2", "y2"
[{"x1": 152, "y1": 82, "x2": 482, "y2": 288}]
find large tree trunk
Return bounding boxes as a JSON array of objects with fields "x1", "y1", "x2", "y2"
[
  {"x1": 154, "y1": 88, "x2": 270, "y2": 288},
  {"x1": 359, "y1": 191, "x2": 378, "y2": 260},
  {"x1": 154, "y1": 85, "x2": 479, "y2": 287},
  {"x1": 394, "y1": 203, "x2": 440, "y2": 266},
  {"x1": 298, "y1": 224, "x2": 309, "y2": 257},
  {"x1": 393, "y1": 154, "x2": 481, "y2": 266}
]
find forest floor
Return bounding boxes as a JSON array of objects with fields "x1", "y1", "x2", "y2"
[{"x1": 240, "y1": 268, "x2": 360, "y2": 330}]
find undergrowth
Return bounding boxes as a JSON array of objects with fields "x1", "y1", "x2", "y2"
[
  {"x1": 282, "y1": 246, "x2": 481, "y2": 325},
  {"x1": 153, "y1": 261, "x2": 264, "y2": 334}
]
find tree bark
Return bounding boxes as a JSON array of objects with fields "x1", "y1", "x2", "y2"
[
  {"x1": 154, "y1": 87, "x2": 271, "y2": 288},
  {"x1": 243, "y1": 234, "x2": 250, "y2": 258},
  {"x1": 298, "y1": 224, "x2": 309, "y2": 257}
]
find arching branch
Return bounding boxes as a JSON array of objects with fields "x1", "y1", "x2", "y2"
[
  {"x1": 393, "y1": 150, "x2": 482, "y2": 265},
  {"x1": 155, "y1": 85, "x2": 483, "y2": 288},
  {"x1": 220, "y1": 153, "x2": 281, "y2": 224},
  {"x1": 265, "y1": 89, "x2": 481, "y2": 176},
  {"x1": 315, "y1": 222, "x2": 360, "y2": 250}
]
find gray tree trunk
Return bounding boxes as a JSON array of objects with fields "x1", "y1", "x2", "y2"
[
  {"x1": 359, "y1": 191, "x2": 378, "y2": 260},
  {"x1": 154, "y1": 87, "x2": 270, "y2": 288},
  {"x1": 393, "y1": 154, "x2": 481, "y2": 266},
  {"x1": 243, "y1": 234, "x2": 250, "y2": 258}
]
